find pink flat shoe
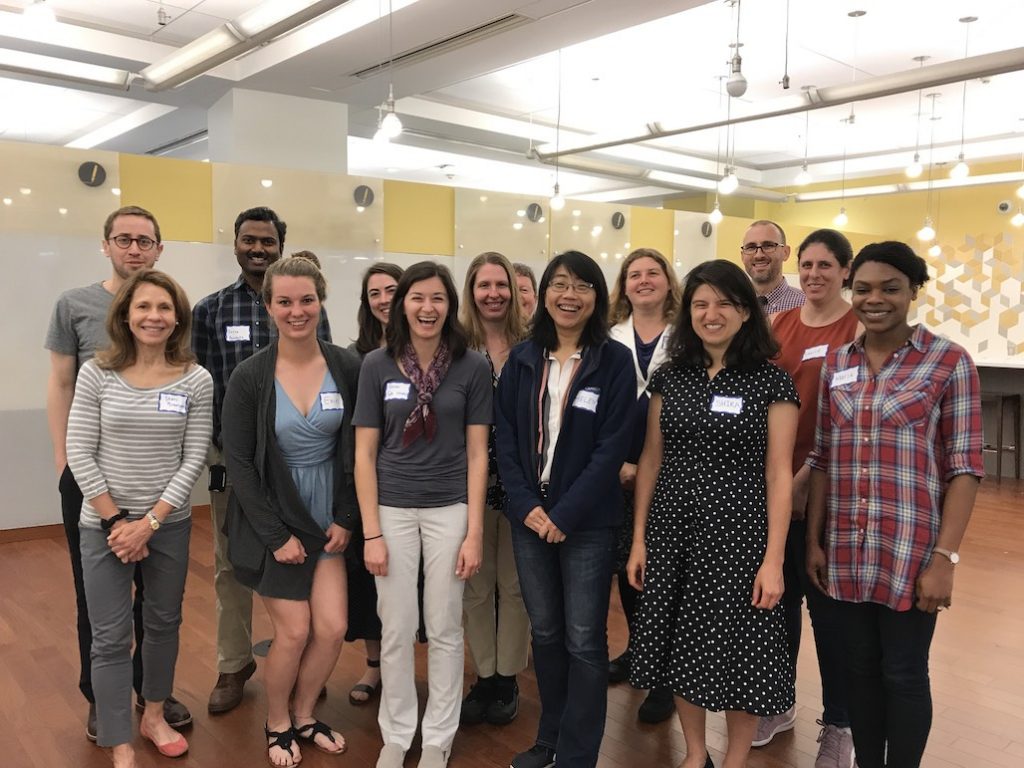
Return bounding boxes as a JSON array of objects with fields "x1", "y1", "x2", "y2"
[{"x1": 139, "y1": 720, "x2": 189, "y2": 758}]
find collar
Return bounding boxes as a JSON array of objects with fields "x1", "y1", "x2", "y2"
[
  {"x1": 545, "y1": 348, "x2": 582, "y2": 362},
  {"x1": 230, "y1": 275, "x2": 262, "y2": 300},
  {"x1": 762, "y1": 280, "x2": 794, "y2": 305},
  {"x1": 847, "y1": 324, "x2": 929, "y2": 354}
]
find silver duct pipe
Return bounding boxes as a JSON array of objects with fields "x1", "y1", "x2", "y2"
[{"x1": 536, "y1": 46, "x2": 1024, "y2": 160}]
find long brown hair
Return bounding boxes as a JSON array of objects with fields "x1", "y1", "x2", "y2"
[
  {"x1": 608, "y1": 247, "x2": 680, "y2": 324},
  {"x1": 95, "y1": 270, "x2": 194, "y2": 371},
  {"x1": 355, "y1": 262, "x2": 403, "y2": 355},
  {"x1": 460, "y1": 252, "x2": 526, "y2": 350}
]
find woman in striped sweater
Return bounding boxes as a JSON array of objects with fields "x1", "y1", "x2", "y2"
[{"x1": 67, "y1": 270, "x2": 212, "y2": 767}]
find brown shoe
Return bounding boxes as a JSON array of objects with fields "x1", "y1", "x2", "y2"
[{"x1": 208, "y1": 660, "x2": 257, "y2": 714}]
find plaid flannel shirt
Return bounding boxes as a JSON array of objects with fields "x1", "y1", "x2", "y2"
[{"x1": 806, "y1": 325, "x2": 983, "y2": 611}]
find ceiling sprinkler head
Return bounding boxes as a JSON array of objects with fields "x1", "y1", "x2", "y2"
[{"x1": 726, "y1": 53, "x2": 747, "y2": 98}]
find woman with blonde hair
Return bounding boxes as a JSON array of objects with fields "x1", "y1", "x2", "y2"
[
  {"x1": 68, "y1": 270, "x2": 212, "y2": 767},
  {"x1": 222, "y1": 256, "x2": 361, "y2": 766},
  {"x1": 458, "y1": 252, "x2": 530, "y2": 726},
  {"x1": 606, "y1": 247, "x2": 680, "y2": 724}
]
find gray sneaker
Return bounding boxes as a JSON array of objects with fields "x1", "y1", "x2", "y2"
[
  {"x1": 815, "y1": 721, "x2": 856, "y2": 768},
  {"x1": 751, "y1": 706, "x2": 796, "y2": 747}
]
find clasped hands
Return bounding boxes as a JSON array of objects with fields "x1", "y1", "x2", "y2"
[
  {"x1": 106, "y1": 518, "x2": 152, "y2": 563},
  {"x1": 524, "y1": 506, "x2": 565, "y2": 543}
]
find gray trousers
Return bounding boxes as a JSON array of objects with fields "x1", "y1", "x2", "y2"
[{"x1": 80, "y1": 518, "x2": 191, "y2": 747}]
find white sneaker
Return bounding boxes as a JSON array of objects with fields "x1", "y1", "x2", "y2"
[
  {"x1": 377, "y1": 743, "x2": 406, "y2": 768},
  {"x1": 815, "y1": 721, "x2": 856, "y2": 768},
  {"x1": 751, "y1": 706, "x2": 797, "y2": 747},
  {"x1": 418, "y1": 745, "x2": 450, "y2": 768}
]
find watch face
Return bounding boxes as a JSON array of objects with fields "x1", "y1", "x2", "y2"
[{"x1": 949, "y1": 552, "x2": 960, "y2": 564}]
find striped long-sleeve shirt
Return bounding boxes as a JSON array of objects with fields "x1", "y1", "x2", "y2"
[{"x1": 66, "y1": 360, "x2": 214, "y2": 529}]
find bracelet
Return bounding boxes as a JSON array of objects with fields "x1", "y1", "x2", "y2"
[
  {"x1": 101, "y1": 509, "x2": 130, "y2": 531},
  {"x1": 364, "y1": 533, "x2": 384, "y2": 541}
]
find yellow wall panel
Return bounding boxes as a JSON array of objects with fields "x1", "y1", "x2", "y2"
[
  {"x1": 384, "y1": 180, "x2": 454, "y2": 256},
  {"x1": 119, "y1": 154, "x2": 212, "y2": 243},
  {"x1": 630, "y1": 206, "x2": 674, "y2": 258}
]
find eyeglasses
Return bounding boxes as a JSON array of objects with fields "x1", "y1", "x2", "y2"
[
  {"x1": 109, "y1": 235, "x2": 158, "y2": 251},
  {"x1": 548, "y1": 279, "x2": 595, "y2": 295},
  {"x1": 740, "y1": 241, "x2": 781, "y2": 256}
]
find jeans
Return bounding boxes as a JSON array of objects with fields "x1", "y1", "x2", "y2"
[
  {"x1": 59, "y1": 464, "x2": 144, "y2": 702},
  {"x1": 836, "y1": 600, "x2": 937, "y2": 768},
  {"x1": 81, "y1": 518, "x2": 191, "y2": 746},
  {"x1": 511, "y1": 523, "x2": 617, "y2": 768},
  {"x1": 782, "y1": 520, "x2": 849, "y2": 726}
]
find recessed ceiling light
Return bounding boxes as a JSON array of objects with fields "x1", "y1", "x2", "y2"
[
  {"x1": 512, "y1": 222, "x2": 524, "y2": 230},
  {"x1": 261, "y1": 178, "x2": 273, "y2": 188},
  {"x1": 2, "y1": 198, "x2": 12, "y2": 206},
  {"x1": 111, "y1": 187, "x2": 121, "y2": 195},
  {"x1": 58, "y1": 207, "x2": 67, "y2": 215},
  {"x1": 19, "y1": 187, "x2": 31, "y2": 195}
]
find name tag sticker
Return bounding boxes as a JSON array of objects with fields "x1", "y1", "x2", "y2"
[
  {"x1": 158, "y1": 392, "x2": 189, "y2": 414},
  {"x1": 385, "y1": 381, "x2": 411, "y2": 401},
  {"x1": 831, "y1": 366, "x2": 859, "y2": 388},
  {"x1": 802, "y1": 344, "x2": 829, "y2": 361},
  {"x1": 710, "y1": 395, "x2": 743, "y2": 414},
  {"x1": 320, "y1": 392, "x2": 343, "y2": 411},
  {"x1": 572, "y1": 388, "x2": 600, "y2": 413},
  {"x1": 225, "y1": 325, "x2": 251, "y2": 342}
]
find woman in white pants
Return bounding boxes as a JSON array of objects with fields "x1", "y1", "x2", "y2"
[{"x1": 354, "y1": 261, "x2": 491, "y2": 768}]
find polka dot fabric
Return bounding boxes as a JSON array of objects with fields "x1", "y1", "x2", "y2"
[{"x1": 630, "y1": 360, "x2": 799, "y2": 716}]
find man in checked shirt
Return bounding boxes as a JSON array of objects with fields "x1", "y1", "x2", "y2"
[{"x1": 192, "y1": 206, "x2": 332, "y2": 714}]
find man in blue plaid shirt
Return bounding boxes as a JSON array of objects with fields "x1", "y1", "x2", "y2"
[{"x1": 192, "y1": 206, "x2": 331, "y2": 714}]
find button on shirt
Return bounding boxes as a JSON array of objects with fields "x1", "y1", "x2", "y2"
[
  {"x1": 192, "y1": 276, "x2": 332, "y2": 446},
  {"x1": 806, "y1": 325, "x2": 983, "y2": 611}
]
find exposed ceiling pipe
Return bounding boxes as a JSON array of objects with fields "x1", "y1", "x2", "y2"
[{"x1": 535, "y1": 46, "x2": 1024, "y2": 161}]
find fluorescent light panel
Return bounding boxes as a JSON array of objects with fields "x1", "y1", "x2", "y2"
[
  {"x1": 0, "y1": 47, "x2": 130, "y2": 89},
  {"x1": 794, "y1": 172, "x2": 1024, "y2": 202}
]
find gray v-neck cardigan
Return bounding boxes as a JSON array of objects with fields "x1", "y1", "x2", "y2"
[{"x1": 222, "y1": 340, "x2": 361, "y2": 599}]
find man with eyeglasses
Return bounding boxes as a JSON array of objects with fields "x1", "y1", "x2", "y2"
[
  {"x1": 45, "y1": 205, "x2": 193, "y2": 742},
  {"x1": 192, "y1": 206, "x2": 332, "y2": 714},
  {"x1": 740, "y1": 220, "x2": 805, "y2": 315}
]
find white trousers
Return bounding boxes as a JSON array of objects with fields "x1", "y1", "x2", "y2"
[{"x1": 376, "y1": 502, "x2": 467, "y2": 751}]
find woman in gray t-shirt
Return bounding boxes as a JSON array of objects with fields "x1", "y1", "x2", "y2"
[{"x1": 353, "y1": 261, "x2": 492, "y2": 768}]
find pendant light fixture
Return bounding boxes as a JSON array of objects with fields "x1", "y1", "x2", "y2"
[
  {"x1": 905, "y1": 56, "x2": 929, "y2": 178},
  {"x1": 709, "y1": 75, "x2": 727, "y2": 224},
  {"x1": 549, "y1": 49, "x2": 566, "y2": 212},
  {"x1": 917, "y1": 93, "x2": 941, "y2": 242},
  {"x1": 833, "y1": 115, "x2": 851, "y2": 228},
  {"x1": 373, "y1": 0, "x2": 402, "y2": 143},
  {"x1": 950, "y1": 17, "x2": 976, "y2": 179},
  {"x1": 709, "y1": 200, "x2": 723, "y2": 224},
  {"x1": 795, "y1": 104, "x2": 812, "y2": 185},
  {"x1": 725, "y1": 0, "x2": 747, "y2": 98}
]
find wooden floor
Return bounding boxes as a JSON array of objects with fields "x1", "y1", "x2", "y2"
[{"x1": 1, "y1": 480, "x2": 1022, "y2": 768}]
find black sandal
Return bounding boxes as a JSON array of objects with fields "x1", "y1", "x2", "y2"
[
  {"x1": 265, "y1": 724, "x2": 301, "y2": 767},
  {"x1": 293, "y1": 719, "x2": 346, "y2": 755},
  {"x1": 348, "y1": 658, "x2": 381, "y2": 706}
]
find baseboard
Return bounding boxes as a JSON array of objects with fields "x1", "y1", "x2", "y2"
[{"x1": 0, "y1": 505, "x2": 211, "y2": 543}]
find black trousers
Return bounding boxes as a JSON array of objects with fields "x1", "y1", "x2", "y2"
[{"x1": 59, "y1": 465, "x2": 145, "y2": 702}]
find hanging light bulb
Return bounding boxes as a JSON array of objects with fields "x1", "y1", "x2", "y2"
[
  {"x1": 718, "y1": 168, "x2": 739, "y2": 195},
  {"x1": 708, "y1": 201, "x2": 723, "y2": 224},
  {"x1": 905, "y1": 152, "x2": 923, "y2": 178},
  {"x1": 916, "y1": 217, "x2": 936, "y2": 242},
  {"x1": 949, "y1": 153, "x2": 969, "y2": 179},
  {"x1": 550, "y1": 182, "x2": 565, "y2": 211},
  {"x1": 794, "y1": 162, "x2": 812, "y2": 186},
  {"x1": 833, "y1": 207, "x2": 848, "y2": 227},
  {"x1": 928, "y1": 243, "x2": 942, "y2": 257},
  {"x1": 378, "y1": 84, "x2": 403, "y2": 139},
  {"x1": 1012, "y1": 209, "x2": 1024, "y2": 228},
  {"x1": 726, "y1": 52, "x2": 747, "y2": 98}
]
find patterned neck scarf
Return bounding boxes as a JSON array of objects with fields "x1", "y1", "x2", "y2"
[{"x1": 400, "y1": 340, "x2": 452, "y2": 447}]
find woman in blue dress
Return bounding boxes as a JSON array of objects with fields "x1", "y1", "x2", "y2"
[{"x1": 222, "y1": 256, "x2": 362, "y2": 768}]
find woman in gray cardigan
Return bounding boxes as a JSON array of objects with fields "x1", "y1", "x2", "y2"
[{"x1": 222, "y1": 257, "x2": 361, "y2": 768}]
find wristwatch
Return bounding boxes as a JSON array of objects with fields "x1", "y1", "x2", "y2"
[
  {"x1": 932, "y1": 547, "x2": 959, "y2": 565},
  {"x1": 146, "y1": 511, "x2": 161, "y2": 532},
  {"x1": 101, "y1": 509, "x2": 130, "y2": 531}
]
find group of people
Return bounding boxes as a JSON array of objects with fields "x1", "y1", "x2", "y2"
[{"x1": 46, "y1": 205, "x2": 982, "y2": 768}]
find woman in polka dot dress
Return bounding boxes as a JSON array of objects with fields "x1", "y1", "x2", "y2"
[{"x1": 626, "y1": 260, "x2": 799, "y2": 768}]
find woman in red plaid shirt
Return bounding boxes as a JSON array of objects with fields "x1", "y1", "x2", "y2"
[{"x1": 806, "y1": 241, "x2": 984, "y2": 768}]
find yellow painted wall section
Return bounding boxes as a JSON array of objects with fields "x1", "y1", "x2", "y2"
[
  {"x1": 118, "y1": 154, "x2": 212, "y2": 242},
  {"x1": 383, "y1": 180, "x2": 454, "y2": 256},
  {"x1": 630, "y1": 206, "x2": 674, "y2": 257}
]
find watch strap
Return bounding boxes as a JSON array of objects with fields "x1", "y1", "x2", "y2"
[
  {"x1": 932, "y1": 546, "x2": 958, "y2": 564},
  {"x1": 101, "y1": 509, "x2": 130, "y2": 531}
]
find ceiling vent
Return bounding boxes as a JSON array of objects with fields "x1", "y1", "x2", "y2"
[{"x1": 351, "y1": 14, "x2": 531, "y2": 78}]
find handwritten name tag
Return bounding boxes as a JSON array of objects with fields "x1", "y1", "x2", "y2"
[
  {"x1": 710, "y1": 395, "x2": 743, "y2": 414},
  {"x1": 572, "y1": 388, "x2": 600, "y2": 413},
  {"x1": 320, "y1": 392, "x2": 343, "y2": 411},
  {"x1": 158, "y1": 392, "x2": 189, "y2": 414},
  {"x1": 831, "y1": 366, "x2": 859, "y2": 388},
  {"x1": 802, "y1": 344, "x2": 829, "y2": 361},
  {"x1": 385, "y1": 381, "x2": 411, "y2": 401},
  {"x1": 225, "y1": 325, "x2": 250, "y2": 342}
]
